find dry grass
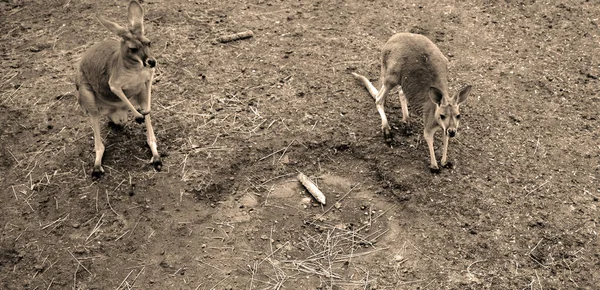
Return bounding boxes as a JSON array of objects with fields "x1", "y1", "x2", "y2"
[{"x1": 1, "y1": 0, "x2": 600, "y2": 289}]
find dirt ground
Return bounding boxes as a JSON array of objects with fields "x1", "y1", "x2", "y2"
[{"x1": 1, "y1": 0, "x2": 599, "y2": 289}]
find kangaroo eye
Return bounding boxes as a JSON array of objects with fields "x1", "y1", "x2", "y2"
[
  {"x1": 440, "y1": 114, "x2": 446, "y2": 120},
  {"x1": 129, "y1": 47, "x2": 139, "y2": 53},
  {"x1": 456, "y1": 114, "x2": 461, "y2": 119}
]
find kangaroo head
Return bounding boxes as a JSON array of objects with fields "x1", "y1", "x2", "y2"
[
  {"x1": 429, "y1": 85, "x2": 472, "y2": 137},
  {"x1": 97, "y1": 1, "x2": 156, "y2": 68}
]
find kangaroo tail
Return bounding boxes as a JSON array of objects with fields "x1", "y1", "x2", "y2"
[{"x1": 351, "y1": 72, "x2": 379, "y2": 100}]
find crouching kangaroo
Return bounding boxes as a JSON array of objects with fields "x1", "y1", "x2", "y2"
[
  {"x1": 76, "y1": 0, "x2": 161, "y2": 179},
  {"x1": 352, "y1": 33, "x2": 472, "y2": 173}
]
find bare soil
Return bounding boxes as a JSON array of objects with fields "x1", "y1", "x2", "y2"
[{"x1": 1, "y1": 0, "x2": 599, "y2": 289}]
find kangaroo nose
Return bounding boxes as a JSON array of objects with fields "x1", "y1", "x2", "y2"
[
  {"x1": 147, "y1": 58, "x2": 156, "y2": 68},
  {"x1": 448, "y1": 130, "x2": 456, "y2": 138}
]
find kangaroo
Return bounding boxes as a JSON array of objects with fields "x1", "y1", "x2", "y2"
[
  {"x1": 76, "y1": 1, "x2": 161, "y2": 179},
  {"x1": 352, "y1": 33, "x2": 472, "y2": 173}
]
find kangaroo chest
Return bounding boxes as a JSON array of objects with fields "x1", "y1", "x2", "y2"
[{"x1": 117, "y1": 67, "x2": 153, "y2": 93}]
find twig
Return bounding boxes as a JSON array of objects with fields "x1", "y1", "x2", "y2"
[
  {"x1": 114, "y1": 230, "x2": 130, "y2": 241},
  {"x1": 269, "y1": 226, "x2": 274, "y2": 254},
  {"x1": 258, "y1": 241, "x2": 290, "y2": 268},
  {"x1": 535, "y1": 270, "x2": 543, "y2": 290},
  {"x1": 46, "y1": 278, "x2": 54, "y2": 290},
  {"x1": 259, "y1": 173, "x2": 296, "y2": 187},
  {"x1": 258, "y1": 147, "x2": 285, "y2": 161},
  {"x1": 279, "y1": 139, "x2": 296, "y2": 161},
  {"x1": 527, "y1": 238, "x2": 544, "y2": 256},
  {"x1": 41, "y1": 213, "x2": 70, "y2": 230},
  {"x1": 128, "y1": 216, "x2": 142, "y2": 238},
  {"x1": 216, "y1": 30, "x2": 254, "y2": 43},
  {"x1": 106, "y1": 190, "x2": 119, "y2": 216},
  {"x1": 113, "y1": 179, "x2": 126, "y2": 192},
  {"x1": 8, "y1": 149, "x2": 20, "y2": 165},
  {"x1": 130, "y1": 266, "x2": 145, "y2": 287},
  {"x1": 316, "y1": 183, "x2": 360, "y2": 219},
  {"x1": 85, "y1": 213, "x2": 104, "y2": 242},
  {"x1": 14, "y1": 227, "x2": 27, "y2": 242},
  {"x1": 525, "y1": 177, "x2": 552, "y2": 197},
  {"x1": 67, "y1": 250, "x2": 92, "y2": 275},
  {"x1": 466, "y1": 260, "x2": 486, "y2": 275},
  {"x1": 116, "y1": 270, "x2": 134, "y2": 290},
  {"x1": 209, "y1": 275, "x2": 230, "y2": 290},
  {"x1": 297, "y1": 172, "x2": 326, "y2": 205}
]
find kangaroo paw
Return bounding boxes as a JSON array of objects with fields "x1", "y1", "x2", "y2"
[
  {"x1": 91, "y1": 165, "x2": 105, "y2": 180},
  {"x1": 135, "y1": 115, "x2": 145, "y2": 124},
  {"x1": 429, "y1": 165, "x2": 441, "y2": 174},
  {"x1": 383, "y1": 128, "x2": 394, "y2": 146},
  {"x1": 152, "y1": 157, "x2": 162, "y2": 172},
  {"x1": 442, "y1": 161, "x2": 454, "y2": 169}
]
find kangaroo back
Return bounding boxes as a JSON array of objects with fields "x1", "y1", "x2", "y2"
[
  {"x1": 76, "y1": 0, "x2": 161, "y2": 179},
  {"x1": 381, "y1": 33, "x2": 449, "y2": 107},
  {"x1": 352, "y1": 32, "x2": 471, "y2": 173},
  {"x1": 77, "y1": 40, "x2": 122, "y2": 105}
]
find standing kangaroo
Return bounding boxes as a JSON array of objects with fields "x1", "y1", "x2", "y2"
[
  {"x1": 76, "y1": 1, "x2": 161, "y2": 179},
  {"x1": 352, "y1": 33, "x2": 472, "y2": 173}
]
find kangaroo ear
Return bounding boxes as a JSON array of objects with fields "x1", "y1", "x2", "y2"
[
  {"x1": 97, "y1": 16, "x2": 128, "y2": 37},
  {"x1": 429, "y1": 87, "x2": 444, "y2": 106},
  {"x1": 456, "y1": 85, "x2": 472, "y2": 104},
  {"x1": 128, "y1": 1, "x2": 144, "y2": 35}
]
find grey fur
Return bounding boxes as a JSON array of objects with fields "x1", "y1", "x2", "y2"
[
  {"x1": 76, "y1": 1, "x2": 161, "y2": 179},
  {"x1": 352, "y1": 33, "x2": 472, "y2": 173}
]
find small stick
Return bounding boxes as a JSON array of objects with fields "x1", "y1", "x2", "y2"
[
  {"x1": 527, "y1": 238, "x2": 544, "y2": 256},
  {"x1": 106, "y1": 190, "x2": 119, "y2": 216},
  {"x1": 467, "y1": 259, "x2": 486, "y2": 275},
  {"x1": 86, "y1": 213, "x2": 104, "y2": 242},
  {"x1": 208, "y1": 276, "x2": 230, "y2": 290},
  {"x1": 116, "y1": 270, "x2": 134, "y2": 290},
  {"x1": 115, "y1": 230, "x2": 130, "y2": 241},
  {"x1": 23, "y1": 196, "x2": 35, "y2": 212},
  {"x1": 525, "y1": 177, "x2": 552, "y2": 197},
  {"x1": 128, "y1": 216, "x2": 142, "y2": 238},
  {"x1": 279, "y1": 139, "x2": 296, "y2": 161},
  {"x1": 258, "y1": 147, "x2": 285, "y2": 161},
  {"x1": 41, "y1": 213, "x2": 69, "y2": 230},
  {"x1": 46, "y1": 278, "x2": 54, "y2": 290},
  {"x1": 67, "y1": 250, "x2": 92, "y2": 275},
  {"x1": 8, "y1": 149, "x2": 20, "y2": 165},
  {"x1": 535, "y1": 269, "x2": 543, "y2": 290},
  {"x1": 113, "y1": 179, "x2": 126, "y2": 192},
  {"x1": 73, "y1": 264, "x2": 78, "y2": 289},
  {"x1": 217, "y1": 30, "x2": 254, "y2": 43},
  {"x1": 316, "y1": 183, "x2": 360, "y2": 219},
  {"x1": 14, "y1": 227, "x2": 27, "y2": 242},
  {"x1": 297, "y1": 172, "x2": 326, "y2": 205}
]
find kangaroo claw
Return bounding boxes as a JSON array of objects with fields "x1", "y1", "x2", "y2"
[
  {"x1": 429, "y1": 166, "x2": 441, "y2": 174},
  {"x1": 152, "y1": 157, "x2": 162, "y2": 172},
  {"x1": 442, "y1": 161, "x2": 454, "y2": 169},
  {"x1": 135, "y1": 115, "x2": 145, "y2": 124},
  {"x1": 91, "y1": 165, "x2": 105, "y2": 180}
]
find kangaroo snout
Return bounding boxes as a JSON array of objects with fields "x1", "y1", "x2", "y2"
[
  {"x1": 447, "y1": 129, "x2": 456, "y2": 138},
  {"x1": 145, "y1": 57, "x2": 156, "y2": 68}
]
